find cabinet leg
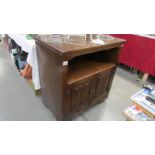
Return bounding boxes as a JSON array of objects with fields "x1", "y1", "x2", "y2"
[{"x1": 142, "y1": 73, "x2": 149, "y2": 84}]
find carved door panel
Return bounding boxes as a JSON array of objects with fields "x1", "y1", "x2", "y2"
[
  {"x1": 64, "y1": 80, "x2": 92, "y2": 115},
  {"x1": 88, "y1": 78, "x2": 98, "y2": 102},
  {"x1": 95, "y1": 71, "x2": 110, "y2": 98}
]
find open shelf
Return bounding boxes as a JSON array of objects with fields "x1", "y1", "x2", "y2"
[{"x1": 67, "y1": 53, "x2": 116, "y2": 85}]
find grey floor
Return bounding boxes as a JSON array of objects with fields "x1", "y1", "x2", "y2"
[{"x1": 0, "y1": 44, "x2": 144, "y2": 121}]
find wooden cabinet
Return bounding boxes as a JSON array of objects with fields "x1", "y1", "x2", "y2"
[{"x1": 33, "y1": 35, "x2": 125, "y2": 120}]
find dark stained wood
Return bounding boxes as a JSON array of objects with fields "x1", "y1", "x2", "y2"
[
  {"x1": 68, "y1": 61, "x2": 115, "y2": 85},
  {"x1": 33, "y1": 35, "x2": 125, "y2": 61},
  {"x1": 36, "y1": 43, "x2": 68, "y2": 120},
  {"x1": 33, "y1": 35, "x2": 126, "y2": 120}
]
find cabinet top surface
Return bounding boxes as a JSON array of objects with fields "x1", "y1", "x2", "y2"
[{"x1": 33, "y1": 35, "x2": 126, "y2": 59}]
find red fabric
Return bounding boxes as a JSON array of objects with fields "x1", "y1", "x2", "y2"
[{"x1": 110, "y1": 34, "x2": 155, "y2": 76}]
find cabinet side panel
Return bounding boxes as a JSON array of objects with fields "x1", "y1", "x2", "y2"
[{"x1": 36, "y1": 43, "x2": 67, "y2": 120}]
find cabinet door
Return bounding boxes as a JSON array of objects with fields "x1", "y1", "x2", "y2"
[
  {"x1": 88, "y1": 70, "x2": 111, "y2": 105},
  {"x1": 64, "y1": 80, "x2": 92, "y2": 115},
  {"x1": 94, "y1": 71, "x2": 111, "y2": 98}
]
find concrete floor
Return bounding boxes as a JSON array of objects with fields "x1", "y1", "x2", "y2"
[{"x1": 0, "y1": 44, "x2": 143, "y2": 121}]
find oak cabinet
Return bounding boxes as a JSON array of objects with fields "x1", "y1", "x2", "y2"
[{"x1": 33, "y1": 35, "x2": 125, "y2": 120}]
